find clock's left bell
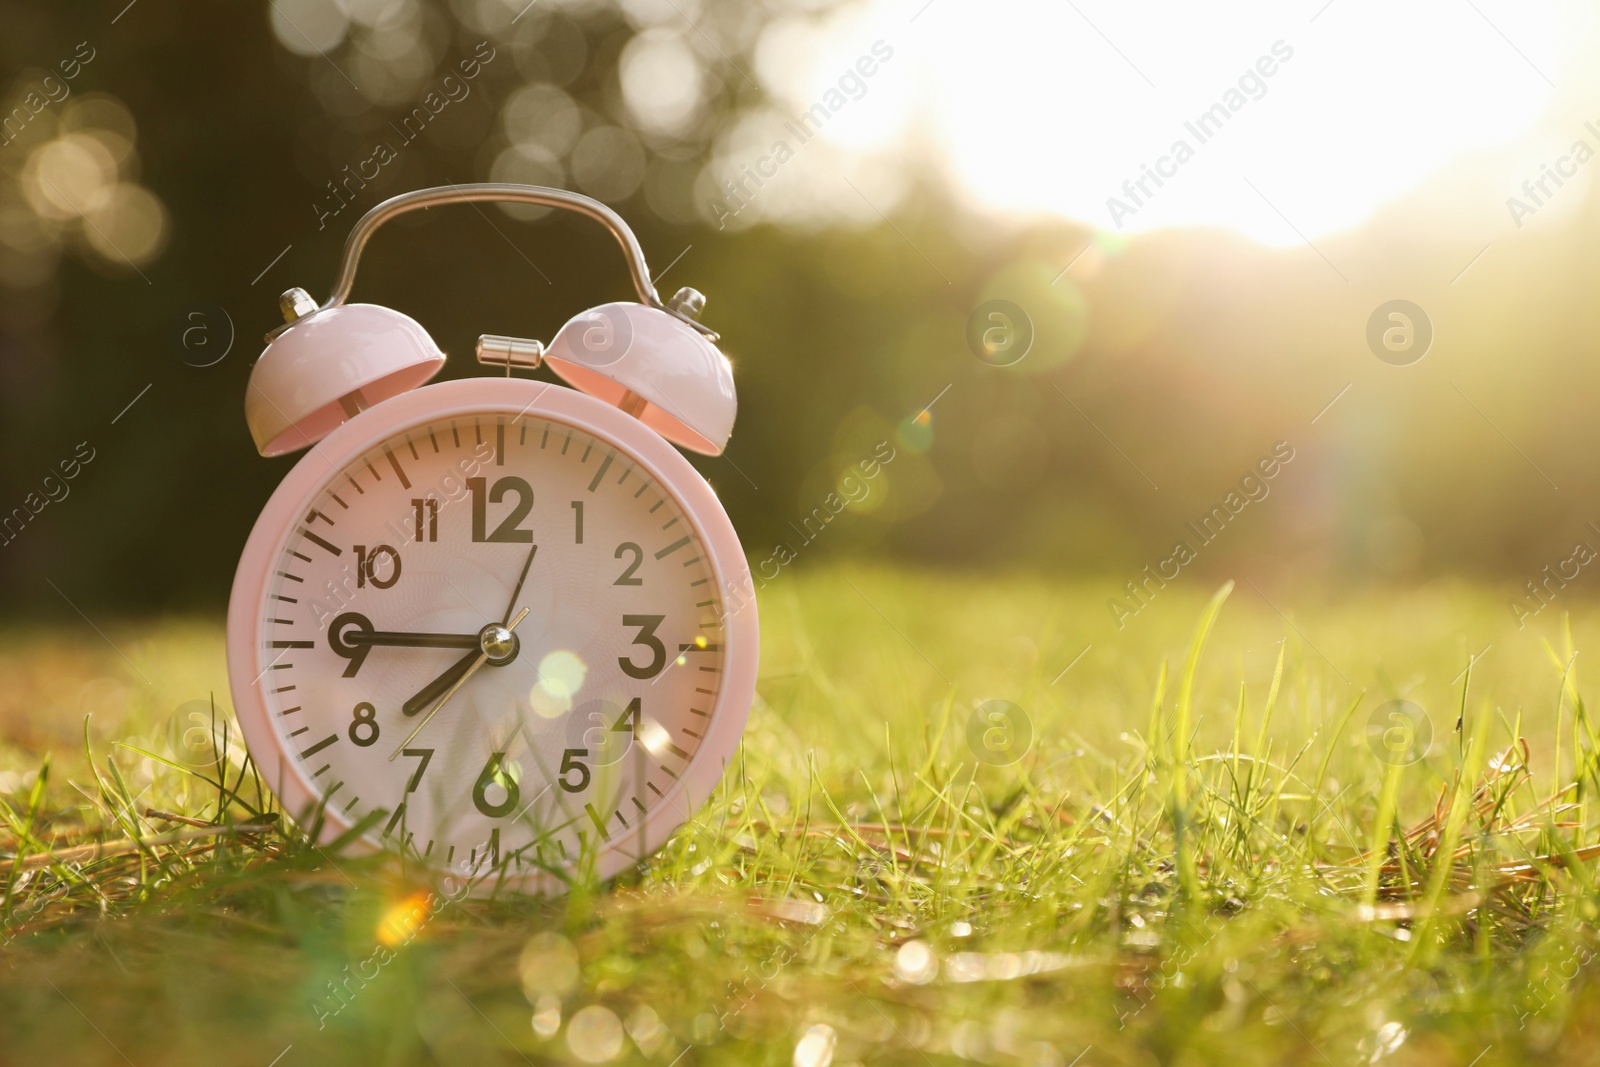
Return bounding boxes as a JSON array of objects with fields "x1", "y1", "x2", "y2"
[{"x1": 245, "y1": 288, "x2": 446, "y2": 456}]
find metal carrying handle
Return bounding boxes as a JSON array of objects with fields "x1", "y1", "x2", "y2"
[
  {"x1": 323, "y1": 184, "x2": 657, "y2": 310},
  {"x1": 308, "y1": 183, "x2": 713, "y2": 337}
]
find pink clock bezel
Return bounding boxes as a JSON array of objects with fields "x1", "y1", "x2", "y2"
[{"x1": 226, "y1": 377, "x2": 759, "y2": 893}]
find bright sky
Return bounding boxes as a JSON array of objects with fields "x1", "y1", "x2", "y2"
[{"x1": 727, "y1": 0, "x2": 1593, "y2": 245}]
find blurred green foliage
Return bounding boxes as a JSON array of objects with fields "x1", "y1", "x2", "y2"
[{"x1": 3, "y1": 1, "x2": 1600, "y2": 615}]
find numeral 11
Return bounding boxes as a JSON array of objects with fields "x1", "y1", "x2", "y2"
[{"x1": 411, "y1": 498, "x2": 438, "y2": 542}]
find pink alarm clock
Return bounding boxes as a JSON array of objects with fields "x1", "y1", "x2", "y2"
[{"x1": 226, "y1": 185, "x2": 758, "y2": 893}]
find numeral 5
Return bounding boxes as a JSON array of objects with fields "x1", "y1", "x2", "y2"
[{"x1": 559, "y1": 748, "x2": 591, "y2": 793}]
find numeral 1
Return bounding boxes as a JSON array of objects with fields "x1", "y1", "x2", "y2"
[{"x1": 571, "y1": 500, "x2": 583, "y2": 544}]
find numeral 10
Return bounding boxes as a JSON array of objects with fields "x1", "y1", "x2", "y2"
[{"x1": 354, "y1": 544, "x2": 401, "y2": 588}]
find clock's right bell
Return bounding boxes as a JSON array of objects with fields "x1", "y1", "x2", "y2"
[{"x1": 543, "y1": 290, "x2": 735, "y2": 456}]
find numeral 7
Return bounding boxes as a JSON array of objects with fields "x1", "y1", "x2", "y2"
[{"x1": 401, "y1": 747, "x2": 434, "y2": 793}]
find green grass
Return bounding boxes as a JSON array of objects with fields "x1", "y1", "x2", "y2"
[{"x1": 4, "y1": 566, "x2": 1600, "y2": 1065}]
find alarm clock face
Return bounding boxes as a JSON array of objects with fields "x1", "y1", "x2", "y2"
[{"x1": 227, "y1": 379, "x2": 757, "y2": 890}]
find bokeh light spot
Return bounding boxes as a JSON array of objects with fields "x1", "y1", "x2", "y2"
[
  {"x1": 85, "y1": 183, "x2": 169, "y2": 266},
  {"x1": 621, "y1": 31, "x2": 704, "y2": 136},
  {"x1": 566, "y1": 1004, "x2": 624, "y2": 1063},
  {"x1": 571, "y1": 126, "x2": 646, "y2": 202},
  {"x1": 531, "y1": 650, "x2": 587, "y2": 719},
  {"x1": 793, "y1": 1022, "x2": 837, "y2": 1067},
  {"x1": 377, "y1": 891, "x2": 433, "y2": 947},
  {"x1": 23, "y1": 134, "x2": 118, "y2": 220},
  {"x1": 520, "y1": 932, "x2": 580, "y2": 999},
  {"x1": 270, "y1": 0, "x2": 350, "y2": 56}
]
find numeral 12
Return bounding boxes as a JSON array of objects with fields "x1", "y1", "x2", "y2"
[{"x1": 468, "y1": 477, "x2": 534, "y2": 542}]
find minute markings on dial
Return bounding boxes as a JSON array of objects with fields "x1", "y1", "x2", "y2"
[
  {"x1": 384, "y1": 447, "x2": 411, "y2": 488},
  {"x1": 656, "y1": 536, "x2": 691, "y2": 559},
  {"x1": 300, "y1": 734, "x2": 339, "y2": 760}
]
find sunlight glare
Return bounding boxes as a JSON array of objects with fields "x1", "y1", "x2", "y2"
[{"x1": 741, "y1": 0, "x2": 1575, "y2": 244}]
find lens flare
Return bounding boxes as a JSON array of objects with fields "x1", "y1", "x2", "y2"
[
  {"x1": 530, "y1": 649, "x2": 587, "y2": 718},
  {"x1": 377, "y1": 891, "x2": 433, "y2": 947}
]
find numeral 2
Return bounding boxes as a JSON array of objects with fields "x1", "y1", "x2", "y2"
[{"x1": 614, "y1": 542, "x2": 643, "y2": 585}]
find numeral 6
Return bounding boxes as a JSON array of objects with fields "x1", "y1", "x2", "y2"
[{"x1": 473, "y1": 751, "x2": 520, "y2": 818}]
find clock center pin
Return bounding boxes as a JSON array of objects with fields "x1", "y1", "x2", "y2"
[{"x1": 478, "y1": 623, "x2": 519, "y2": 666}]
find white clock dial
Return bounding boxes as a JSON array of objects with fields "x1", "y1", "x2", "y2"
[{"x1": 253, "y1": 410, "x2": 728, "y2": 880}]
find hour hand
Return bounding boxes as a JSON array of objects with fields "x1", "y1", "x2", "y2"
[{"x1": 401, "y1": 649, "x2": 479, "y2": 717}]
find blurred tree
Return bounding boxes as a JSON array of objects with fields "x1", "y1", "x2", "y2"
[{"x1": 6, "y1": 0, "x2": 1600, "y2": 617}]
